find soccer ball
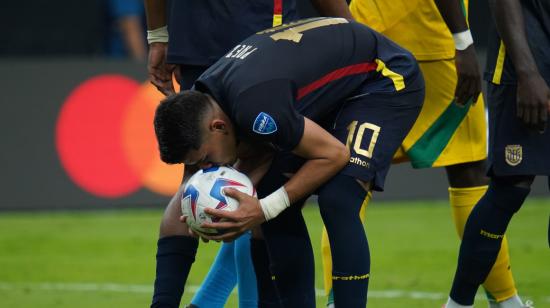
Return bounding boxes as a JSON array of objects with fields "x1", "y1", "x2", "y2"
[{"x1": 181, "y1": 166, "x2": 255, "y2": 235}]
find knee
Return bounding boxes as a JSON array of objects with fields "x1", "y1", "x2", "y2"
[
  {"x1": 317, "y1": 175, "x2": 366, "y2": 221},
  {"x1": 159, "y1": 191, "x2": 192, "y2": 238},
  {"x1": 487, "y1": 176, "x2": 533, "y2": 214},
  {"x1": 446, "y1": 160, "x2": 489, "y2": 187}
]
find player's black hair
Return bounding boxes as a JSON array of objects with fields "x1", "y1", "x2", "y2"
[{"x1": 154, "y1": 90, "x2": 212, "y2": 164}]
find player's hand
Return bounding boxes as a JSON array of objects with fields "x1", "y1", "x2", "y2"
[
  {"x1": 178, "y1": 215, "x2": 211, "y2": 243},
  {"x1": 516, "y1": 74, "x2": 550, "y2": 132},
  {"x1": 147, "y1": 42, "x2": 176, "y2": 96},
  {"x1": 201, "y1": 188, "x2": 265, "y2": 242},
  {"x1": 454, "y1": 45, "x2": 482, "y2": 106}
]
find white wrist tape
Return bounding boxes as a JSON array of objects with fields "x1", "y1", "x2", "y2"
[
  {"x1": 259, "y1": 187, "x2": 290, "y2": 221},
  {"x1": 147, "y1": 26, "x2": 169, "y2": 44},
  {"x1": 452, "y1": 30, "x2": 473, "y2": 51}
]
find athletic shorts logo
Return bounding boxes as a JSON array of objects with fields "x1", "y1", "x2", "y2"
[
  {"x1": 253, "y1": 112, "x2": 278, "y2": 135},
  {"x1": 505, "y1": 145, "x2": 522, "y2": 166}
]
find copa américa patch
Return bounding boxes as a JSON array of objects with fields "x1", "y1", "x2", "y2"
[{"x1": 252, "y1": 112, "x2": 278, "y2": 135}]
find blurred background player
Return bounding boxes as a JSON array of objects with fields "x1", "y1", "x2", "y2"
[
  {"x1": 320, "y1": 0, "x2": 525, "y2": 307},
  {"x1": 144, "y1": 1, "x2": 352, "y2": 307},
  {"x1": 445, "y1": 0, "x2": 549, "y2": 307},
  {"x1": 105, "y1": 0, "x2": 147, "y2": 61}
]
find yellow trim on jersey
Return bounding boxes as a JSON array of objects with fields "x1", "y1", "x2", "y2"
[
  {"x1": 492, "y1": 41, "x2": 506, "y2": 85},
  {"x1": 375, "y1": 59, "x2": 405, "y2": 91},
  {"x1": 272, "y1": 14, "x2": 283, "y2": 27}
]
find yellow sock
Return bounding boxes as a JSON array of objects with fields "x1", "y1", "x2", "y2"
[
  {"x1": 449, "y1": 186, "x2": 517, "y2": 302},
  {"x1": 321, "y1": 192, "x2": 371, "y2": 299}
]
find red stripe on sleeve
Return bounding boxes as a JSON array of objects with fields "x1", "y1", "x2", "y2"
[{"x1": 297, "y1": 62, "x2": 377, "y2": 100}]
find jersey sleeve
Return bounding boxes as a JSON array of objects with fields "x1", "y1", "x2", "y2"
[{"x1": 234, "y1": 79, "x2": 305, "y2": 151}]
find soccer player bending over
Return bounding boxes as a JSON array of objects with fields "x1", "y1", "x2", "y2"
[
  {"x1": 154, "y1": 17, "x2": 425, "y2": 307},
  {"x1": 445, "y1": 0, "x2": 549, "y2": 307}
]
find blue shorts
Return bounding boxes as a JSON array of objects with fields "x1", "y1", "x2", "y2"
[
  {"x1": 329, "y1": 88, "x2": 424, "y2": 191},
  {"x1": 487, "y1": 83, "x2": 550, "y2": 176}
]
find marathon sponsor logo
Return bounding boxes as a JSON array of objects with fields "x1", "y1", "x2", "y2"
[
  {"x1": 480, "y1": 229, "x2": 504, "y2": 240},
  {"x1": 333, "y1": 273, "x2": 370, "y2": 281},
  {"x1": 350, "y1": 156, "x2": 370, "y2": 168}
]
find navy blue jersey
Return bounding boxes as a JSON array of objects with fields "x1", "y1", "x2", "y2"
[
  {"x1": 167, "y1": 0, "x2": 297, "y2": 65},
  {"x1": 485, "y1": 0, "x2": 550, "y2": 85},
  {"x1": 195, "y1": 18, "x2": 423, "y2": 152}
]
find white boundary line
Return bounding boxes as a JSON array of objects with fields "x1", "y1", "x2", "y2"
[{"x1": 0, "y1": 282, "x2": 547, "y2": 303}]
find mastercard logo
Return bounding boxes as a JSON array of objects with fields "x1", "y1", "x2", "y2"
[{"x1": 56, "y1": 74, "x2": 183, "y2": 198}]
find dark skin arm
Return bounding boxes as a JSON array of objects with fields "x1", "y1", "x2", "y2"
[
  {"x1": 309, "y1": 0, "x2": 353, "y2": 19},
  {"x1": 434, "y1": 0, "x2": 482, "y2": 106},
  {"x1": 118, "y1": 16, "x2": 147, "y2": 61},
  {"x1": 488, "y1": 0, "x2": 550, "y2": 131},
  {"x1": 143, "y1": 0, "x2": 176, "y2": 96},
  {"x1": 200, "y1": 117, "x2": 350, "y2": 241}
]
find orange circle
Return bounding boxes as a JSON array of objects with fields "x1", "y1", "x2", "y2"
[{"x1": 122, "y1": 81, "x2": 184, "y2": 196}]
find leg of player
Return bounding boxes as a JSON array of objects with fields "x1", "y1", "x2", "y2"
[
  {"x1": 318, "y1": 174, "x2": 370, "y2": 308},
  {"x1": 234, "y1": 231, "x2": 258, "y2": 308},
  {"x1": 446, "y1": 175, "x2": 533, "y2": 307},
  {"x1": 251, "y1": 228, "x2": 281, "y2": 307},
  {"x1": 260, "y1": 203, "x2": 315, "y2": 307},
  {"x1": 256, "y1": 159, "x2": 316, "y2": 308},
  {"x1": 189, "y1": 241, "x2": 238, "y2": 308},
  {"x1": 188, "y1": 232, "x2": 258, "y2": 308},
  {"x1": 446, "y1": 161, "x2": 525, "y2": 306},
  {"x1": 321, "y1": 192, "x2": 371, "y2": 308},
  {"x1": 151, "y1": 186, "x2": 200, "y2": 308}
]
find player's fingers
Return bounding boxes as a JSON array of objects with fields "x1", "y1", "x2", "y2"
[
  {"x1": 206, "y1": 231, "x2": 240, "y2": 242},
  {"x1": 223, "y1": 188, "x2": 247, "y2": 200},
  {"x1": 149, "y1": 76, "x2": 171, "y2": 96},
  {"x1": 187, "y1": 227, "x2": 200, "y2": 239},
  {"x1": 204, "y1": 207, "x2": 235, "y2": 220},
  {"x1": 455, "y1": 77, "x2": 469, "y2": 106},
  {"x1": 466, "y1": 77, "x2": 478, "y2": 105},
  {"x1": 201, "y1": 220, "x2": 238, "y2": 230},
  {"x1": 197, "y1": 233, "x2": 210, "y2": 243},
  {"x1": 523, "y1": 104, "x2": 533, "y2": 127},
  {"x1": 517, "y1": 100, "x2": 525, "y2": 119},
  {"x1": 188, "y1": 229, "x2": 210, "y2": 242},
  {"x1": 179, "y1": 215, "x2": 187, "y2": 223},
  {"x1": 160, "y1": 80, "x2": 176, "y2": 96}
]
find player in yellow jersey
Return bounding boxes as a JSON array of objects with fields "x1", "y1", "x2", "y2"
[{"x1": 321, "y1": 0, "x2": 528, "y2": 307}]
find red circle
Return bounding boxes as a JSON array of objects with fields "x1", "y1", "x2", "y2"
[{"x1": 56, "y1": 75, "x2": 142, "y2": 198}]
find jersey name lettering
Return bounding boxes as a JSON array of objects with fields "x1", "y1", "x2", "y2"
[{"x1": 225, "y1": 45, "x2": 258, "y2": 59}]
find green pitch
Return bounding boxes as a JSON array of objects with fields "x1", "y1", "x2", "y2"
[{"x1": 0, "y1": 199, "x2": 548, "y2": 307}]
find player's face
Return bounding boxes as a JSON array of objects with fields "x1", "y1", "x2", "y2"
[{"x1": 184, "y1": 128, "x2": 238, "y2": 169}]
